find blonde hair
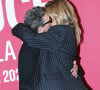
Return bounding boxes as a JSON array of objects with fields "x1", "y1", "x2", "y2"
[{"x1": 45, "y1": 0, "x2": 81, "y2": 45}]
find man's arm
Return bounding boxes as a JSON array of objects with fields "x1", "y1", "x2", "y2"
[{"x1": 12, "y1": 23, "x2": 65, "y2": 50}]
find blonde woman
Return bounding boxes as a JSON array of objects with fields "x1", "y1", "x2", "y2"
[
  {"x1": 44, "y1": 0, "x2": 87, "y2": 89},
  {"x1": 45, "y1": 0, "x2": 81, "y2": 46},
  {"x1": 45, "y1": 0, "x2": 83, "y2": 74},
  {"x1": 12, "y1": 0, "x2": 87, "y2": 89}
]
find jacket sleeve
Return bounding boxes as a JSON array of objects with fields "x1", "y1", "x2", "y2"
[{"x1": 12, "y1": 23, "x2": 65, "y2": 50}]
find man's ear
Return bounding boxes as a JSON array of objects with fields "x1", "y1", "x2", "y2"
[
  {"x1": 51, "y1": 17, "x2": 57, "y2": 26},
  {"x1": 38, "y1": 26, "x2": 43, "y2": 33}
]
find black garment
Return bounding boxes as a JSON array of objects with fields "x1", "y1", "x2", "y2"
[
  {"x1": 12, "y1": 23, "x2": 87, "y2": 90},
  {"x1": 18, "y1": 43, "x2": 40, "y2": 90}
]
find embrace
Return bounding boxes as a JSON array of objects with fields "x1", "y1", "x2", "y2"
[{"x1": 12, "y1": 0, "x2": 87, "y2": 90}]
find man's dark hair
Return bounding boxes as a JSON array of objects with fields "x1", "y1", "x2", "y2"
[{"x1": 24, "y1": 6, "x2": 45, "y2": 32}]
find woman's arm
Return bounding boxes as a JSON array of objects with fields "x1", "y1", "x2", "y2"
[{"x1": 12, "y1": 23, "x2": 65, "y2": 50}]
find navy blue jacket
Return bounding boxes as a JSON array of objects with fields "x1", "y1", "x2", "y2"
[
  {"x1": 12, "y1": 23, "x2": 86, "y2": 90},
  {"x1": 18, "y1": 43, "x2": 40, "y2": 90}
]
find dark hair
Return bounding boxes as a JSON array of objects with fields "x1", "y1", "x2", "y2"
[{"x1": 24, "y1": 6, "x2": 45, "y2": 32}]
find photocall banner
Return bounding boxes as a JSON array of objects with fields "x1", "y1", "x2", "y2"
[{"x1": 0, "y1": 0, "x2": 100, "y2": 90}]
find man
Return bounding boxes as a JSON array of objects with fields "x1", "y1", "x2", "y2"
[{"x1": 12, "y1": 7, "x2": 79, "y2": 90}]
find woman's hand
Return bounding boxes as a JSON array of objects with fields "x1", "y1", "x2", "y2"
[{"x1": 70, "y1": 60, "x2": 78, "y2": 78}]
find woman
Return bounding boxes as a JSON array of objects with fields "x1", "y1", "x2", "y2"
[
  {"x1": 45, "y1": 0, "x2": 81, "y2": 46},
  {"x1": 45, "y1": 0, "x2": 82, "y2": 76},
  {"x1": 12, "y1": 0, "x2": 87, "y2": 90},
  {"x1": 44, "y1": 0, "x2": 87, "y2": 89}
]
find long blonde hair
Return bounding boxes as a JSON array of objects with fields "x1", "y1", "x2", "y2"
[{"x1": 45, "y1": 0, "x2": 81, "y2": 45}]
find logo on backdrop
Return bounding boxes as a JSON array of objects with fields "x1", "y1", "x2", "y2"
[{"x1": 0, "y1": 0, "x2": 48, "y2": 31}]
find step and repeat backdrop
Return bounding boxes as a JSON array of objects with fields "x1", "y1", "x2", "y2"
[{"x1": 0, "y1": 0, "x2": 100, "y2": 90}]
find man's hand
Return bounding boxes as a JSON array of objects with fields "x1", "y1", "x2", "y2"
[{"x1": 70, "y1": 60, "x2": 78, "y2": 78}]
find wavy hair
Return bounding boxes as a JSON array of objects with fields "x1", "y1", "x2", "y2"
[{"x1": 45, "y1": 0, "x2": 81, "y2": 45}]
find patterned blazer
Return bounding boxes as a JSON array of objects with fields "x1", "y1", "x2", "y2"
[{"x1": 12, "y1": 23, "x2": 83, "y2": 90}]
